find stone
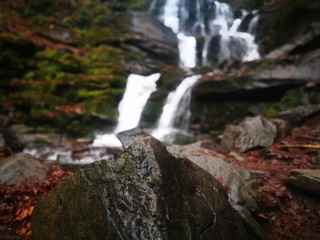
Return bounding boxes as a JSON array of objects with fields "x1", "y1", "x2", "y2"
[
  {"x1": 166, "y1": 145, "x2": 265, "y2": 239},
  {"x1": 287, "y1": 169, "x2": 320, "y2": 196},
  {"x1": 222, "y1": 116, "x2": 278, "y2": 152},
  {"x1": 128, "y1": 11, "x2": 179, "y2": 65},
  {"x1": 32, "y1": 135, "x2": 256, "y2": 239},
  {"x1": 167, "y1": 145, "x2": 258, "y2": 211},
  {"x1": 0, "y1": 153, "x2": 52, "y2": 185},
  {"x1": 276, "y1": 104, "x2": 320, "y2": 126},
  {"x1": 255, "y1": 1, "x2": 320, "y2": 54},
  {"x1": 250, "y1": 57, "x2": 320, "y2": 82}
]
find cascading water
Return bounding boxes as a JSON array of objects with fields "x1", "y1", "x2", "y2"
[
  {"x1": 150, "y1": 0, "x2": 260, "y2": 66},
  {"x1": 96, "y1": 0, "x2": 261, "y2": 146},
  {"x1": 152, "y1": 75, "x2": 200, "y2": 142},
  {"x1": 93, "y1": 73, "x2": 160, "y2": 147},
  {"x1": 148, "y1": 0, "x2": 261, "y2": 142}
]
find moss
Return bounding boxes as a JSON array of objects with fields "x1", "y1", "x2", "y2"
[
  {"x1": 0, "y1": 0, "x2": 160, "y2": 137},
  {"x1": 245, "y1": 58, "x2": 286, "y2": 73},
  {"x1": 258, "y1": 88, "x2": 303, "y2": 116}
]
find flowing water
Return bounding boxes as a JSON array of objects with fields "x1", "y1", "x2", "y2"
[
  {"x1": 150, "y1": 0, "x2": 260, "y2": 66},
  {"x1": 95, "y1": 0, "x2": 260, "y2": 146},
  {"x1": 93, "y1": 73, "x2": 160, "y2": 147},
  {"x1": 152, "y1": 75, "x2": 200, "y2": 142}
]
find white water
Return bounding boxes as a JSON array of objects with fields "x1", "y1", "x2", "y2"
[
  {"x1": 151, "y1": 0, "x2": 260, "y2": 66},
  {"x1": 152, "y1": 75, "x2": 200, "y2": 141},
  {"x1": 161, "y1": 0, "x2": 197, "y2": 68},
  {"x1": 93, "y1": 73, "x2": 160, "y2": 147},
  {"x1": 95, "y1": 1, "x2": 261, "y2": 146}
]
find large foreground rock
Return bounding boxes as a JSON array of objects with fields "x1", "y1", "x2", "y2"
[{"x1": 32, "y1": 136, "x2": 256, "y2": 239}]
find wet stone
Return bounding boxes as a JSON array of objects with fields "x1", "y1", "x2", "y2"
[{"x1": 32, "y1": 135, "x2": 256, "y2": 239}]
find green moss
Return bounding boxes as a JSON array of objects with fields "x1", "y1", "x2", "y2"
[
  {"x1": 0, "y1": 0, "x2": 161, "y2": 137},
  {"x1": 245, "y1": 59, "x2": 286, "y2": 73},
  {"x1": 258, "y1": 88, "x2": 302, "y2": 115}
]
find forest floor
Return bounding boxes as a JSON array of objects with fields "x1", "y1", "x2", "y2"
[
  {"x1": 230, "y1": 113, "x2": 320, "y2": 239},
  {"x1": 0, "y1": 114, "x2": 319, "y2": 240}
]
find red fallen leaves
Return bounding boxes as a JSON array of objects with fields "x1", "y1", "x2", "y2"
[
  {"x1": 228, "y1": 114, "x2": 320, "y2": 240},
  {"x1": 0, "y1": 164, "x2": 72, "y2": 239},
  {"x1": 55, "y1": 103, "x2": 86, "y2": 117}
]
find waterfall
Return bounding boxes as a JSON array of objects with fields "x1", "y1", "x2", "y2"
[
  {"x1": 152, "y1": 75, "x2": 200, "y2": 142},
  {"x1": 115, "y1": 73, "x2": 160, "y2": 133},
  {"x1": 93, "y1": 73, "x2": 160, "y2": 147},
  {"x1": 150, "y1": 0, "x2": 260, "y2": 66},
  {"x1": 95, "y1": 0, "x2": 261, "y2": 146}
]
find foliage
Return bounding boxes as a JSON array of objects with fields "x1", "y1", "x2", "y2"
[
  {"x1": 0, "y1": 0, "x2": 162, "y2": 136},
  {"x1": 0, "y1": 164, "x2": 72, "y2": 239}
]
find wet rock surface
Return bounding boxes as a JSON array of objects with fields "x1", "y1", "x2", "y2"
[
  {"x1": 287, "y1": 169, "x2": 320, "y2": 196},
  {"x1": 128, "y1": 11, "x2": 179, "y2": 65},
  {"x1": 166, "y1": 144, "x2": 266, "y2": 239},
  {"x1": 32, "y1": 135, "x2": 256, "y2": 240}
]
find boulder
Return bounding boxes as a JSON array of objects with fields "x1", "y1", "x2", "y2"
[
  {"x1": 166, "y1": 144, "x2": 265, "y2": 239},
  {"x1": 222, "y1": 116, "x2": 277, "y2": 152},
  {"x1": 0, "y1": 153, "x2": 52, "y2": 185},
  {"x1": 287, "y1": 169, "x2": 320, "y2": 196},
  {"x1": 32, "y1": 135, "x2": 256, "y2": 239}
]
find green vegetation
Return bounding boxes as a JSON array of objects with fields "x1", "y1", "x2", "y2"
[
  {"x1": 258, "y1": 88, "x2": 303, "y2": 116},
  {"x1": 0, "y1": 0, "x2": 154, "y2": 136}
]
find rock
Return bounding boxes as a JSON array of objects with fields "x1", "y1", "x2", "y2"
[
  {"x1": 32, "y1": 135, "x2": 256, "y2": 239},
  {"x1": 250, "y1": 56, "x2": 320, "y2": 82},
  {"x1": 128, "y1": 11, "x2": 179, "y2": 65},
  {"x1": 287, "y1": 169, "x2": 320, "y2": 196},
  {"x1": 167, "y1": 145, "x2": 258, "y2": 211},
  {"x1": 190, "y1": 68, "x2": 309, "y2": 132},
  {"x1": 222, "y1": 116, "x2": 277, "y2": 152},
  {"x1": 256, "y1": 1, "x2": 320, "y2": 54},
  {"x1": 116, "y1": 127, "x2": 148, "y2": 149},
  {"x1": 310, "y1": 154, "x2": 320, "y2": 165},
  {"x1": 166, "y1": 145, "x2": 265, "y2": 239},
  {"x1": 2, "y1": 128, "x2": 25, "y2": 153},
  {"x1": 19, "y1": 133, "x2": 61, "y2": 145},
  {"x1": 0, "y1": 153, "x2": 52, "y2": 185},
  {"x1": 276, "y1": 104, "x2": 320, "y2": 125}
]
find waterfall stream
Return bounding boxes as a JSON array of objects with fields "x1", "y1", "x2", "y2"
[
  {"x1": 94, "y1": 0, "x2": 260, "y2": 146},
  {"x1": 93, "y1": 73, "x2": 160, "y2": 147},
  {"x1": 151, "y1": 0, "x2": 260, "y2": 66},
  {"x1": 152, "y1": 75, "x2": 200, "y2": 142}
]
